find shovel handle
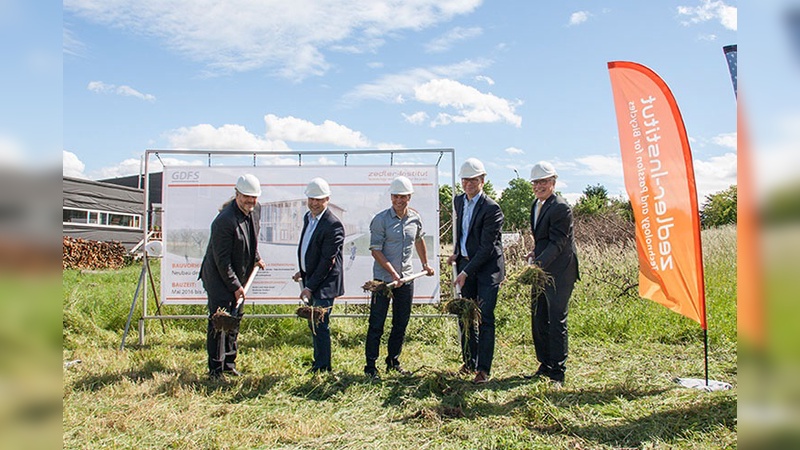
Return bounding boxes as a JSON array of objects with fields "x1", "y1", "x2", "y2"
[
  {"x1": 452, "y1": 262, "x2": 461, "y2": 298},
  {"x1": 385, "y1": 270, "x2": 429, "y2": 289},
  {"x1": 236, "y1": 266, "x2": 260, "y2": 309}
]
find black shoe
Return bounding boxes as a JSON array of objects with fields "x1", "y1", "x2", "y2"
[
  {"x1": 364, "y1": 366, "x2": 381, "y2": 381},
  {"x1": 308, "y1": 366, "x2": 331, "y2": 374},
  {"x1": 386, "y1": 364, "x2": 411, "y2": 376},
  {"x1": 457, "y1": 364, "x2": 476, "y2": 375},
  {"x1": 523, "y1": 370, "x2": 548, "y2": 380},
  {"x1": 208, "y1": 371, "x2": 223, "y2": 379}
]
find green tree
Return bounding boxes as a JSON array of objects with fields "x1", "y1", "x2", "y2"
[
  {"x1": 483, "y1": 180, "x2": 498, "y2": 202},
  {"x1": 700, "y1": 185, "x2": 737, "y2": 228},
  {"x1": 573, "y1": 184, "x2": 609, "y2": 217},
  {"x1": 498, "y1": 177, "x2": 534, "y2": 231}
]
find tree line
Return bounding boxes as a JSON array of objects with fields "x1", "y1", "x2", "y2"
[{"x1": 438, "y1": 180, "x2": 738, "y2": 244}]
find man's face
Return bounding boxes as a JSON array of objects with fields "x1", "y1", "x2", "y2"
[
  {"x1": 461, "y1": 175, "x2": 484, "y2": 199},
  {"x1": 235, "y1": 191, "x2": 258, "y2": 214},
  {"x1": 532, "y1": 177, "x2": 556, "y2": 202},
  {"x1": 307, "y1": 196, "x2": 329, "y2": 216},
  {"x1": 391, "y1": 194, "x2": 411, "y2": 213}
]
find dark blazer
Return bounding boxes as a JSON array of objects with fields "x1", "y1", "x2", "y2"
[
  {"x1": 298, "y1": 208, "x2": 345, "y2": 300},
  {"x1": 200, "y1": 200, "x2": 261, "y2": 300},
  {"x1": 531, "y1": 194, "x2": 579, "y2": 282},
  {"x1": 453, "y1": 192, "x2": 505, "y2": 285}
]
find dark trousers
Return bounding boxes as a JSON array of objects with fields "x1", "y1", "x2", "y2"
[
  {"x1": 365, "y1": 282, "x2": 413, "y2": 369},
  {"x1": 531, "y1": 276, "x2": 574, "y2": 381},
  {"x1": 457, "y1": 260, "x2": 499, "y2": 375},
  {"x1": 206, "y1": 298, "x2": 243, "y2": 374},
  {"x1": 309, "y1": 297, "x2": 334, "y2": 371}
]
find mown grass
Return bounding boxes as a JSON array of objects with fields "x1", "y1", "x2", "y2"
[{"x1": 63, "y1": 225, "x2": 737, "y2": 449}]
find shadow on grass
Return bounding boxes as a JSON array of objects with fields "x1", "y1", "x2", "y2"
[
  {"x1": 530, "y1": 394, "x2": 736, "y2": 448},
  {"x1": 69, "y1": 357, "x2": 283, "y2": 397},
  {"x1": 287, "y1": 372, "x2": 366, "y2": 401},
  {"x1": 392, "y1": 375, "x2": 677, "y2": 425}
]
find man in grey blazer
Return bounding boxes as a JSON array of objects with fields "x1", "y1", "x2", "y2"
[
  {"x1": 293, "y1": 177, "x2": 345, "y2": 373},
  {"x1": 525, "y1": 161, "x2": 579, "y2": 386},
  {"x1": 446, "y1": 158, "x2": 505, "y2": 384},
  {"x1": 199, "y1": 173, "x2": 266, "y2": 378}
]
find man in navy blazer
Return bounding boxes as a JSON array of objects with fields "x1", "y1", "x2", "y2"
[
  {"x1": 446, "y1": 158, "x2": 505, "y2": 384},
  {"x1": 292, "y1": 177, "x2": 345, "y2": 373},
  {"x1": 200, "y1": 173, "x2": 266, "y2": 378},
  {"x1": 525, "y1": 161, "x2": 579, "y2": 386}
]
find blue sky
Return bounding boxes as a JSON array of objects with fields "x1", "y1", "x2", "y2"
[{"x1": 58, "y1": 1, "x2": 740, "y2": 203}]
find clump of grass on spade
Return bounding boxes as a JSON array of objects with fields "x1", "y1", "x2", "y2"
[
  {"x1": 295, "y1": 305, "x2": 331, "y2": 335},
  {"x1": 211, "y1": 307, "x2": 240, "y2": 332},
  {"x1": 515, "y1": 264, "x2": 553, "y2": 298},
  {"x1": 442, "y1": 296, "x2": 481, "y2": 337},
  {"x1": 361, "y1": 279, "x2": 393, "y2": 299}
]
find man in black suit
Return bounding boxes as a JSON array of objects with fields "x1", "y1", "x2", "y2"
[
  {"x1": 292, "y1": 177, "x2": 345, "y2": 373},
  {"x1": 446, "y1": 158, "x2": 505, "y2": 384},
  {"x1": 525, "y1": 161, "x2": 579, "y2": 386},
  {"x1": 199, "y1": 173, "x2": 266, "y2": 378}
]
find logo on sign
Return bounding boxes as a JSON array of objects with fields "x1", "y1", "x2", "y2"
[{"x1": 171, "y1": 171, "x2": 200, "y2": 182}]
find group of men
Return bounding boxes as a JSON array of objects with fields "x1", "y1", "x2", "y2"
[{"x1": 199, "y1": 157, "x2": 579, "y2": 387}]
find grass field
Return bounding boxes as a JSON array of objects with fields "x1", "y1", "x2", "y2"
[{"x1": 63, "y1": 225, "x2": 736, "y2": 449}]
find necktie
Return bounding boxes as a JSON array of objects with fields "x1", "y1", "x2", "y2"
[{"x1": 534, "y1": 200, "x2": 544, "y2": 228}]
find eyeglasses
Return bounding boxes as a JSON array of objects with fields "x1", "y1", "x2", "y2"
[
  {"x1": 531, "y1": 178, "x2": 554, "y2": 186},
  {"x1": 461, "y1": 177, "x2": 483, "y2": 184}
]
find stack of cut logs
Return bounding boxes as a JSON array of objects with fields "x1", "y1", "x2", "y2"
[{"x1": 62, "y1": 236, "x2": 128, "y2": 270}]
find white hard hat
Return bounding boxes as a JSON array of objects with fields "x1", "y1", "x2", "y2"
[
  {"x1": 236, "y1": 173, "x2": 262, "y2": 196},
  {"x1": 389, "y1": 176, "x2": 414, "y2": 195},
  {"x1": 530, "y1": 161, "x2": 558, "y2": 181},
  {"x1": 304, "y1": 177, "x2": 331, "y2": 199},
  {"x1": 459, "y1": 158, "x2": 487, "y2": 179}
]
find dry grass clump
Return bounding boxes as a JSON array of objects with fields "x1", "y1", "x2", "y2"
[
  {"x1": 361, "y1": 279, "x2": 393, "y2": 299},
  {"x1": 210, "y1": 307, "x2": 240, "y2": 332},
  {"x1": 515, "y1": 264, "x2": 553, "y2": 298},
  {"x1": 441, "y1": 296, "x2": 481, "y2": 331},
  {"x1": 295, "y1": 305, "x2": 331, "y2": 334}
]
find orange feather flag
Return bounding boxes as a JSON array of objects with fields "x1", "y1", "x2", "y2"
[{"x1": 608, "y1": 61, "x2": 707, "y2": 329}]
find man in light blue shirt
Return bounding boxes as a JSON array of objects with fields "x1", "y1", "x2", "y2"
[{"x1": 363, "y1": 176, "x2": 435, "y2": 380}]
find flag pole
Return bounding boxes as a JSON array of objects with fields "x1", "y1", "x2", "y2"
[{"x1": 704, "y1": 328, "x2": 709, "y2": 387}]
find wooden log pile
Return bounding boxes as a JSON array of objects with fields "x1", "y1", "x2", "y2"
[{"x1": 62, "y1": 236, "x2": 128, "y2": 270}]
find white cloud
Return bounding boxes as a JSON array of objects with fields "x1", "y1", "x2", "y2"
[
  {"x1": 475, "y1": 75, "x2": 494, "y2": 85},
  {"x1": 698, "y1": 33, "x2": 718, "y2": 41},
  {"x1": 574, "y1": 155, "x2": 623, "y2": 177},
  {"x1": 63, "y1": 26, "x2": 86, "y2": 58},
  {"x1": 693, "y1": 152, "x2": 737, "y2": 199},
  {"x1": 87, "y1": 81, "x2": 156, "y2": 102},
  {"x1": 403, "y1": 111, "x2": 429, "y2": 125},
  {"x1": 344, "y1": 59, "x2": 491, "y2": 104},
  {"x1": 167, "y1": 123, "x2": 289, "y2": 150},
  {"x1": 504, "y1": 147, "x2": 524, "y2": 155},
  {"x1": 425, "y1": 26, "x2": 482, "y2": 53},
  {"x1": 414, "y1": 78, "x2": 522, "y2": 127},
  {"x1": 711, "y1": 132, "x2": 737, "y2": 149},
  {"x1": 264, "y1": 114, "x2": 372, "y2": 147},
  {"x1": 65, "y1": 0, "x2": 482, "y2": 81},
  {"x1": 62, "y1": 150, "x2": 86, "y2": 178},
  {"x1": 677, "y1": 0, "x2": 737, "y2": 31},
  {"x1": 569, "y1": 11, "x2": 590, "y2": 26},
  {"x1": 0, "y1": 134, "x2": 24, "y2": 167}
]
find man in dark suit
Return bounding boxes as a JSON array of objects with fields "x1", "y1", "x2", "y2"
[
  {"x1": 446, "y1": 158, "x2": 505, "y2": 384},
  {"x1": 525, "y1": 161, "x2": 579, "y2": 387},
  {"x1": 292, "y1": 177, "x2": 345, "y2": 373},
  {"x1": 199, "y1": 173, "x2": 266, "y2": 378}
]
